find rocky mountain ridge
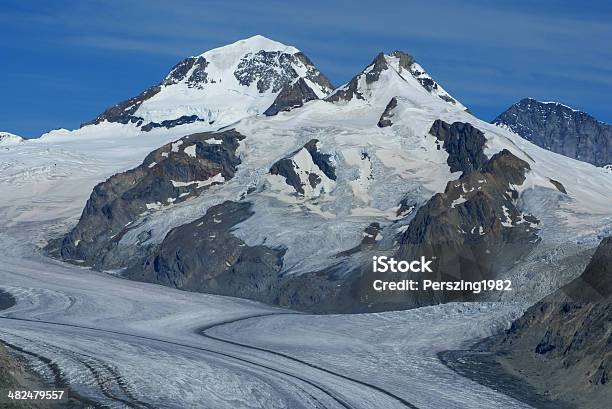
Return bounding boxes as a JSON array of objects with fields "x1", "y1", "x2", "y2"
[
  {"x1": 493, "y1": 98, "x2": 611, "y2": 167},
  {"x1": 484, "y1": 236, "x2": 612, "y2": 409}
]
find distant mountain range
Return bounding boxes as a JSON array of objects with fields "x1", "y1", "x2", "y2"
[{"x1": 493, "y1": 98, "x2": 611, "y2": 167}]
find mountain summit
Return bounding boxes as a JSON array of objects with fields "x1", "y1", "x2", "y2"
[
  {"x1": 82, "y1": 35, "x2": 334, "y2": 132},
  {"x1": 327, "y1": 51, "x2": 466, "y2": 111},
  {"x1": 492, "y1": 98, "x2": 612, "y2": 167}
]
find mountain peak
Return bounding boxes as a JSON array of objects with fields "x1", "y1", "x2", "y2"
[
  {"x1": 197, "y1": 35, "x2": 299, "y2": 58},
  {"x1": 326, "y1": 50, "x2": 465, "y2": 110},
  {"x1": 80, "y1": 36, "x2": 332, "y2": 132},
  {"x1": 493, "y1": 98, "x2": 611, "y2": 167}
]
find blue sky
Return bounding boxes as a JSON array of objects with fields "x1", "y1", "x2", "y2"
[{"x1": 1, "y1": 0, "x2": 611, "y2": 138}]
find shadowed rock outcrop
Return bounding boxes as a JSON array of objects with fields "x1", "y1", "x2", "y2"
[
  {"x1": 264, "y1": 78, "x2": 320, "y2": 116},
  {"x1": 127, "y1": 200, "x2": 360, "y2": 313},
  {"x1": 140, "y1": 115, "x2": 206, "y2": 132},
  {"x1": 234, "y1": 50, "x2": 332, "y2": 94},
  {"x1": 361, "y1": 121, "x2": 539, "y2": 308},
  {"x1": 127, "y1": 201, "x2": 286, "y2": 302},
  {"x1": 377, "y1": 97, "x2": 398, "y2": 127},
  {"x1": 483, "y1": 237, "x2": 612, "y2": 409},
  {"x1": 325, "y1": 52, "x2": 391, "y2": 103},
  {"x1": 81, "y1": 86, "x2": 161, "y2": 127},
  {"x1": 51, "y1": 130, "x2": 245, "y2": 268},
  {"x1": 548, "y1": 178, "x2": 567, "y2": 194},
  {"x1": 429, "y1": 120, "x2": 488, "y2": 174},
  {"x1": 0, "y1": 290, "x2": 15, "y2": 311},
  {"x1": 270, "y1": 139, "x2": 336, "y2": 195}
]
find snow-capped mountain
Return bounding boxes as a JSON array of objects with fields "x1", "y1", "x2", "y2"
[
  {"x1": 41, "y1": 39, "x2": 612, "y2": 314},
  {"x1": 326, "y1": 51, "x2": 466, "y2": 110},
  {"x1": 493, "y1": 98, "x2": 612, "y2": 167},
  {"x1": 0, "y1": 131, "x2": 23, "y2": 145},
  {"x1": 80, "y1": 35, "x2": 333, "y2": 133}
]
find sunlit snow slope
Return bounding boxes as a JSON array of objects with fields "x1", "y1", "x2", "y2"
[{"x1": 75, "y1": 35, "x2": 333, "y2": 133}]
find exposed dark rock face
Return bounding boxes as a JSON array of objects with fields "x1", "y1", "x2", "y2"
[
  {"x1": 561, "y1": 237, "x2": 612, "y2": 302},
  {"x1": 396, "y1": 196, "x2": 417, "y2": 217},
  {"x1": 303, "y1": 139, "x2": 336, "y2": 180},
  {"x1": 51, "y1": 130, "x2": 245, "y2": 268},
  {"x1": 377, "y1": 97, "x2": 398, "y2": 127},
  {"x1": 162, "y1": 56, "x2": 211, "y2": 88},
  {"x1": 270, "y1": 157, "x2": 303, "y2": 193},
  {"x1": 493, "y1": 98, "x2": 612, "y2": 167},
  {"x1": 235, "y1": 51, "x2": 301, "y2": 93},
  {"x1": 361, "y1": 122, "x2": 539, "y2": 308},
  {"x1": 325, "y1": 74, "x2": 364, "y2": 102},
  {"x1": 126, "y1": 200, "x2": 360, "y2": 313},
  {"x1": 274, "y1": 268, "x2": 361, "y2": 313},
  {"x1": 325, "y1": 52, "x2": 391, "y2": 102},
  {"x1": 81, "y1": 85, "x2": 161, "y2": 127},
  {"x1": 164, "y1": 57, "x2": 197, "y2": 86},
  {"x1": 127, "y1": 201, "x2": 286, "y2": 302},
  {"x1": 485, "y1": 237, "x2": 612, "y2": 409},
  {"x1": 548, "y1": 178, "x2": 567, "y2": 194},
  {"x1": 429, "y1": 120, "x2": 488, "y2": 174},
  {"x1": 0, "y1": 343, "x2": 52, "y2": 409},
  {"x1": 365, "y1": 53, "x2": 389, "y2": 84},
  {"x1": 234, "y1": 50, "x2": 332, "y2": 95},
  {"x1": 264, "y1": 78, "x2": 320, "y2": 116},
  {"x1": 337, "y1": 223, "x2": 382, "y2": 257},
  {"x1": 325, "y1": 52, "x2": 393, "y2": 102},
  {"x1": 141, "y1": 115, "x2": 205, "y2": 132},
  {"x1": 294, "y1": 52, "x2": 334, "y2": 92},
  {"x1": 269, "y1": 139, "x2": 336, "y2": 195},
  {"x1": 0, "y1": 290, "x2": 15, "y2": 311},
  {"x1": 57, "y1": 121, "x2": 541, "y2": 314},
  {"x1": 83, "y1": 56, "x2": 214, "y2": 129},
  {"x1": 390, "y1": 50, "x2": 416, "y2": 70},
  {"x1": 185, "y1": 56, "x2": 211, "y2": 87},
  {"x1": 0, "y1": 335, "x2": 91, "y2": 407}
]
